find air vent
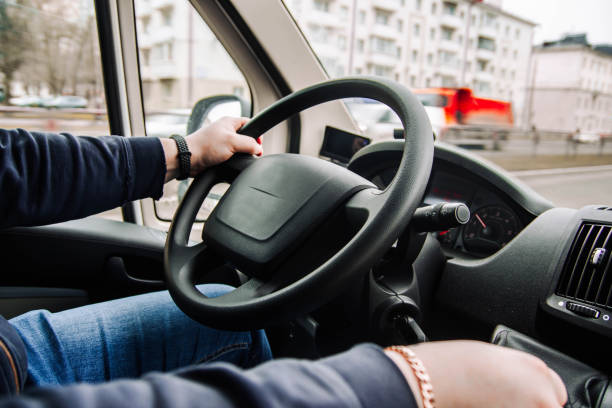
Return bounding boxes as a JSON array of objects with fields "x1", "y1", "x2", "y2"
[{"x1": 556, "y1": 223, "x2": 612, "y2": 310}]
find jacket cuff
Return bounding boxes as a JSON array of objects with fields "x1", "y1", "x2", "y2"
[
  {"x1": 322, "y1": 344, "x2": 418, "y2": 408},
  {"x1": 124, "y1": 137, "x2": 166, "y2": 201}
]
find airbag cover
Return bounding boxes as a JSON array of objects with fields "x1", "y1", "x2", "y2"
[{"x1": 202, "y1": 154, "x2": 374, "y2": 277}]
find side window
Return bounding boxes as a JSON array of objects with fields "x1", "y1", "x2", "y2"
[
  {"x1": 134, "y1": 0, "x2": 251, "y2": 222},
  {"x1": 0, "y1": 0, "x2": 119, "y2": 220}
]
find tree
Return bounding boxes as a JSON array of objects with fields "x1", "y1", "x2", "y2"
[{"x1": 0, "y1": 0, "x2": 31, "y2": 103}]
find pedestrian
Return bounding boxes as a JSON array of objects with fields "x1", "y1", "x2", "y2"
[{"x1": 531, "y1": 125, "x2": 540, "y2": 156}]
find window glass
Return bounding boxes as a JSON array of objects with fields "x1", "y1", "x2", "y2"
[
  {"x1": 0, "y1": 0, "x2": 120, "y2": 221},
  {"x1": 284, "y1": 0, "x2": 612, "y2": 209},
  {"x1": 134, "y1": 0, "x2": 250, "y2": 222}
]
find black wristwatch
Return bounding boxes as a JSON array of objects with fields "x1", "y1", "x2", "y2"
[{"x1": 169, "y1": 134, "x2": 191, "y2": 180}]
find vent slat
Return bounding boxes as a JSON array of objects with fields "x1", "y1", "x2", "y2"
[
  {"x1": 587, "y1": 227, "x2": 612, "y2": 301},
  {"x1": 556, "y1": 222, "x2": 612, "y2": 312},
  {"x1": 565, "y1": 225, "x2": 596, "y2": 297},
  {"x1": 573, "y1": 226, "x2": 604, "y2": 298}
]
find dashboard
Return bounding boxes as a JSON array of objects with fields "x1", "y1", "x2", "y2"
[{"x1": 347, "y1": 141, "x2": 540, "y2": 258}]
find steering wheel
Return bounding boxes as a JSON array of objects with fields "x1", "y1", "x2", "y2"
[{"x1": 164, "y1": 77, "x2": 433, "y2": 330}]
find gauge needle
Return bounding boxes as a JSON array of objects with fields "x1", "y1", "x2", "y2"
[{"x1": 475, "y1": 214, "x2": 487, "y2": 229}]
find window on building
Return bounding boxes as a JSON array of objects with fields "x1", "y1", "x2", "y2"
[
  {"x1": 430, "y1": 28, "x2": 436, "y2": 40},
  {"x1": 515, "y1": 28, "x2": 520, "y2": 39},
  {"x1": 510, "y1": 70, "x2": 515, "y2": 80},
  {"x1": 439, "y1": 50, "x2": 457, "y2": 67},
  {"x1": 415, "y1": 0, "x2": 422, "y2": 11},
  {"x1": 442, "y1": 1, "x2": 457, "y2": 15},
  {"x1": 502, "y1": 47, "x2": 508, "y2": 57},
  {"x1": 413, "y1": 23, "x2": 420, "y2": 36},
  {"x1": 476, "y1": 81, "x2": 491, "y2": 93},
  {"x1": 397, "y1": 20, "x2": 403, "y2": 32},
  {"x1": 477, "y1": 36, "x2": 495, "y2": 51},
  {"x1": 412, "y1": 50, "x2": 418, "y2": 62},
  {"x1": 441, "y1": 26, "x2": 453, "y2": 40},
  {"x1": 476, "y1": 59, "x2": 487, "y2": 72},
  {"x1": 338, "y1": 35, "x2": 347, "y2": 50},
  {"x1": 375, "y1": 9, "x2": 391, "y2": 25},
  {"x1": 469, "y1": 39, "x2": 474, "y2": 48},
  {"x1": 372, "y1": 64, "x2": 393, "y2": 77},
  {"x1": 359, "y1": 10, "x2": 366, "y2": 24},
  {"x1": 397, "y1": 47, "x2": 402, "y2": 57},
  {"x1": 371, "y1": 36, "x2": 396, "y2": 55},
  {"x1": 505, "y1": 25, "x2": 510, "y2": 36},
  {"x1": 410, "y1": 75, "x2": 417, "y2": 86},
  {"x1": 460, "y1": 11, "x2": 465, "y2": 19},
  {"x1": 427, "y1": 53, "x2": 433, "y2": 65},
  {"x1": 357, "y1": 39, "x2": 365, "y2": 52},
  {"x1": 313, "y1": 0, "x2": 330, "y2": 12},
  {"x1": 441, "y1": 76, "x2": 456, "y2": 87},
  {"x1": 431, "y1": 2, "x2": 437, "y2": 14},
  {"x1": 160, "y1": 6, "x2": 173, "y2": 26},
  {"x1": 340, "y1": 5, "x2": 349, "y2": 20},
  {"x1": 458, "y1": 35, "x2": 463, "y2": 44},
  {"x1": 426, "y1": 77, "x2": 431, "y2": 87},
  {"x1": 501, "y1": 68, "x2": 506, "y2": 78}
]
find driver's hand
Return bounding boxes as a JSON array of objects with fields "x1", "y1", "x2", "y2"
[
  {"x1": 386, "y1": 340, "x2": 567, "y2": 408},
  {"x1": 162, "y1": 116, "x2": 262, "y2": 182}
]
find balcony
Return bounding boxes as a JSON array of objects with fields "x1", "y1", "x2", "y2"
[
  {"x1": 371, "y1": 23, "x2": 398, "y2": 39},
  {"x1": 367, "y1": 51, "x2": 399, "y2": 67},
  {"x1": 148, "y1": 26, "x2": 175, "y2": 44},
  {"x1": 478, "y1": 25, "x2": 498, "y2": 40},
  {"x1": 476, "y1": 47, "x2": 495, "y2": 60},
  {"x1": 150, "y1": 62, "x2": 179, "y2": 79},
  {"x1": 306, "y1": 10, "x2": 342, "y2": 28},
  {"x1": 135, "y1": 1, "x2": 152, "y2": 17},
  {"x1": 372, "y1": 0, "x2": 401, "y2": 12},
  {"x1": 440, "y1": 14, "x2": 462, "y2": 29},
  {"x1": 312, "y1": 42, "x2": 341, "y2": 59},
  {"x1": 475, "y1": 70, "x2": 493, "y2": 82},
  {"x1": 439, "y1": 39, "x2": 460, "y2": 52},
  {"x1": 151, "y1": 0, "x2": 174, "y2": 9},
  {"x1": 437, "y1": 62, "x2": 460, "y2": 77}
]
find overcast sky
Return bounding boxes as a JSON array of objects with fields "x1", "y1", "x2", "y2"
[{"x1": 500, "y1": 0, "x2": 611, "y2": 45}]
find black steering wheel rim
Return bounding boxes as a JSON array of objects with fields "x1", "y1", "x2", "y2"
[{"x1": 164, "y1": 76, "x2": 433, "y2": 330}]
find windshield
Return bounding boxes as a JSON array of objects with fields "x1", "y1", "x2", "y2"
[{"x1": 284, "y1": 0, "x2": 611, "y2": 209}]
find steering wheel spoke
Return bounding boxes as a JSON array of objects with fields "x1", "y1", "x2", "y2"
[{"x1": 344, "y1": 187, "x2": 386, "y2": 230}]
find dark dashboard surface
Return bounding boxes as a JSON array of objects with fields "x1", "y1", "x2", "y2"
[{"x1": 348, "y1": 140, "x2": 543, "y2": 258}]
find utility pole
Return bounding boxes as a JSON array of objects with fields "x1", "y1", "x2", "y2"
[
  {"x1": 347, "y1": 0, "x2": 358, "y2": 75},
  {"x1": 460, "y1": 0, "x2": 482, "y2": 87}
]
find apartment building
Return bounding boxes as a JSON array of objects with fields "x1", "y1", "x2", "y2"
[
  {"x1": 134, "y1": 0, "x2": 248, "y2": 111},
  {"x1": 529, "y1": 34, "x2": 612, "y2": 134},
  {"x1": 287, "y1": 0, "x2": 535, "y2": 125}
]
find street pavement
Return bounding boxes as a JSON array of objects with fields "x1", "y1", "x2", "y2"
[{"x1": 513, "y1": 165, "x2": 612, "y2": 209}]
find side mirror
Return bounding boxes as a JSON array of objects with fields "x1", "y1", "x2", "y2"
[{"x1": 186, "y1": 94, "x2": 251, "y2": 134}]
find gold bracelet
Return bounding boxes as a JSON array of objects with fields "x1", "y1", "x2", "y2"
[{"x1": 386, "y1": 346, "x2": 435, "y2": 408}]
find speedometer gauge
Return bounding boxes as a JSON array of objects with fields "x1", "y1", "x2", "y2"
[{"x1": 462, "y1": 206, "x2": 519, "y2": 256}]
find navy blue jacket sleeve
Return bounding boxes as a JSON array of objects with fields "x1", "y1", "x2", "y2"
[
  {"x1": 0, "y1": 344, "x2": 418, "y2": 408},
  {"x1": 0, "y1": 129, "x2": 166, "y2": 229}
]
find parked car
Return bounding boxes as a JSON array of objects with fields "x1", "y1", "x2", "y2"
[
  {"x1": 573, "y1": 132, "x2": 601, "y2": 144},
  {"x1": 144, "y1": 109, "x2": 191, "y2": 138},
  {"x1": 9, "y1": 95, "x2": 45, "y2": 107},
  {"x1": 43, "y1": 95, "x2": 88, "y2": 109}
]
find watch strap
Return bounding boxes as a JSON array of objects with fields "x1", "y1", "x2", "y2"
[{"x1": 170, "y1": 134, "x2": 191, "y2": 181}]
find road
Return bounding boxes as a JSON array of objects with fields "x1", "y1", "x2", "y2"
[{"x1": 513, "y1": 165, "x2": 612, "y2": 209}]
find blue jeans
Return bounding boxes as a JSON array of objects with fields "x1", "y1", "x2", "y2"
[{"x1": 8, "y1": 284, "x2": 272, "y2": 387}]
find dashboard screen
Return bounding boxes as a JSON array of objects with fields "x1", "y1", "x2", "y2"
[
  {"x1": 320, "y1": 126, "x2": 371, "y2": 163},
  {"x1": 424, "y1": 172, "x2": 476, "y2": 205}
]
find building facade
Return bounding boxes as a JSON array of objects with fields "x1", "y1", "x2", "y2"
[
  {"x1": 134, "y1": 0, "x2": 248, "y2": 111},
  {"x1": 287, "y1": 0, "x2": 535, "y2": 126},
  {"x1": 529, "y1": 34, "x2": 612, "y2": 134}
]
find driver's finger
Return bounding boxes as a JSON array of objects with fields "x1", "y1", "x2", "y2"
[
  {"x1": 547, "y1": 367, "x2": 567, "y2": 406},
  {"x1": 232, "y1": 134, "x2": 263, "y2": 156}
]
